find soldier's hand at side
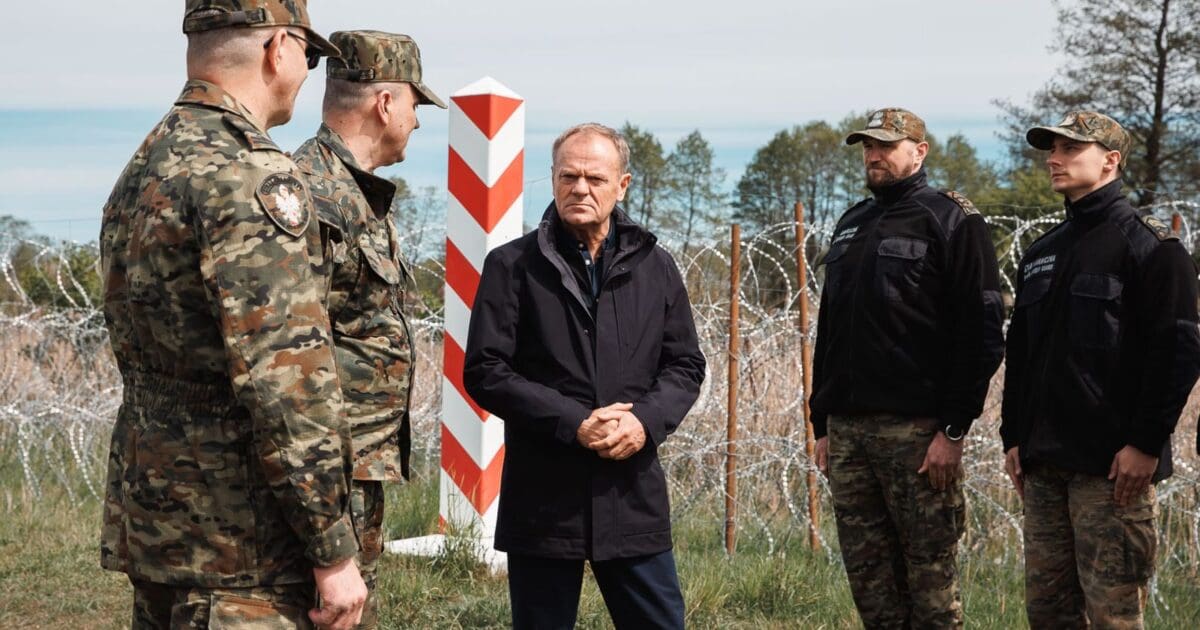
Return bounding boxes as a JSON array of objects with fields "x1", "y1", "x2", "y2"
[
  {"x1": 1108, "y1": 445, "x2": 1158, "y2": 507},
  {"x1": 310, "y1": 557, "x2": 367, "y2": 630},
  {"x1": 917, "y1": 432, "x2": 964, "y2": 491},
  {"x1": 1004, "y1": 447, "x2": 1024, "y2": 500},
  {"x1": 589, "y1": 412, "x2": 647, "y2": 460},
  {"x1": 815, "y1": 436, "x2": 829, "y2": 477},
  {"x1": 576, "y1": 403, "x2": 632, "y2": 447}
]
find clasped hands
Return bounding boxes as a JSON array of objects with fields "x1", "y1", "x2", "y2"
[{"x1": 576, "y1": 402, "x2": 646, "y2": 460}]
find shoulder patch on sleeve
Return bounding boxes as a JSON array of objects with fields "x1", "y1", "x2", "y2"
[
  {"x1": 223, "y1": 113, "x2": 281, "y2": 152},
  {"x1": 256, "y1": 173, "x2": 311, "y2": 237},
  {"x1": 1140, "y1": 214, "x2": 1178, "y2": 241},
  {"x1": 941, "y1": 190, "x2": 979, "y2": 215}
]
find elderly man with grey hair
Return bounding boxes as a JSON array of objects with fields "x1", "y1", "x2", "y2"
[
  {"x1": 292, "y1": 29, "x2": 446, "y2": 629},
  {"x1": 464, "y1": 123, "x2": 706, "y2": 629}
]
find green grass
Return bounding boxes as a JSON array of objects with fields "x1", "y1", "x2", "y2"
[{"x1": 2, "y1": 469, "x2": 1199, "y2": 628}]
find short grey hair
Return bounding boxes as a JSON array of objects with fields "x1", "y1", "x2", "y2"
[
  {"x1": 552, "y1": 123, "x2": 630, "y2": 173},
  {"x1": 322, "y1": 79, "x2": 412, "y2": 114},
  {"x1": 186, "y1": 23, "x2": 289, "y2": 70}
]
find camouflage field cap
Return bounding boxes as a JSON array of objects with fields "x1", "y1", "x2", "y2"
[
  {"x1": 845, "y1": 108, "x2": 927, "y2": 145},
  {"x1": 182, "y1": 0, "x2": 339, "y2": 57},
  {"x1": 1026, "y1": 111, "x2": 1132, "y2": 168},
  {"x1": 327, "y1": 31, "x2": 447, "y2": 109}
]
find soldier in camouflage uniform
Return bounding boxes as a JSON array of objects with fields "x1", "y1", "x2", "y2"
[
  {"x1": 99, "y1": 2, "x2": 368, "y2": 628},
  {"x1": 1002, "y1": 112, "x2": 1200, "y2": 628},
  {"x1": 292, "y1": 30, "x2": 445, "y2": 628},
  {"x1": 812, "y1": 109, "x2": 1006, "y2": 629}
]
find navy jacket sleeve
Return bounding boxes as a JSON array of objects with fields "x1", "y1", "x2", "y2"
[
  {"x1": 999, "y1": 271, "x2": 1027, "y2": 452},
  {"x1": 631, "y1": 253, "x2": 706, "y2": 447},
  {"x1": 1127, "y1": 242, "x2": 1200, "y2": 456},
  {"x1": 463, "y1": 248, "x2": 593, "y2": 446},
  {"x1": 940, "y1": 214, "x2": 1005, "y2": 435},
  {"x1": 810, "y1": 270, "x2": 832, "y2": 440}
]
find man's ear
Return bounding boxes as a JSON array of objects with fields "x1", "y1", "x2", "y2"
[
  {"x1": 264, "y1": 29, "x2": 287, "y2": 75},
  {"x1": 914, "y1": 141, "x2": 930, "y2": 165},
  {"x1": 376, "y1": 88, "x2": 393, "y2": 125},
  {"x1": 616, "y1": 172, "x2": 632, "y2": 201},
  {"x1": 1104, "y1": 149, "x2": 1122, "y2": 175}
]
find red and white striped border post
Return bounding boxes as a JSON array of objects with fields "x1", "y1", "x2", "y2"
[{"x1": 440, "y1": 77, "x2": 524, "y2": 539}]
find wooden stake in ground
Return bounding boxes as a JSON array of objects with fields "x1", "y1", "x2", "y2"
[
  {"x1": 794, "y1": 202, "x2": 820, "y2": 550},
  {"x1": 725, "y1": 224, "x2": 741, "y2": 555}
]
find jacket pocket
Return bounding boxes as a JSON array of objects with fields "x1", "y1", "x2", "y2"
[
  {"x1": 358, "y1": 231, "x2": 403, "y2": 285},
  {"x1": 875, "y1": 237, "x2": 928, "y2": 303},
  {"x1": 1101, "y1": 488, "x2": 1157, "y2": 583},
  {"x1": 357, "y1": 230, "x2": 406, "y2": 320},
  {"x1": 818, "y1": 242, "x2": 850, "y2": 299},
  {"x1": 1015, "y1": 275, "x2": 1051, "y2": 308},
  {"x1": 1069, "y1": 273, "x2": 1122, "y2": 349}
]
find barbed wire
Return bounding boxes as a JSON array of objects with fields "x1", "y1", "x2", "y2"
[{"x1": 2, "y1": 200, "x2": 1199, "y2": 586}]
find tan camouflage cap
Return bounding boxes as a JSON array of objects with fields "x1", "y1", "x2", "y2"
[
  {"x1": 1026, "y1": 111, "x2": 1132, "y2": 169},
  {"x1": 182, "y1": 0, "x2": 339, "y2": 57},
  {"x1": 327, "y1": 31, "x2": 447, "y2": 109},
  {"x1": 845, "y1": 108, "x2": 927, "y2": 145}
]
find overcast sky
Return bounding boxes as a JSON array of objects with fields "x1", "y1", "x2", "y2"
[
  {"x1": 0, "y1": 1, "x2": 1065, "y2": 241},
  {"x1": 2, "y1": 0, "x2": 1060, "y2": 122}
]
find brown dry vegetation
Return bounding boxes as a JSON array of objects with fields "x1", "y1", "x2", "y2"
[{"x1": 2, "y1": 227, "x2": 1200, "y2": 626}]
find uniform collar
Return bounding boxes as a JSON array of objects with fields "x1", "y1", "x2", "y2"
[
  {"x1": 175, "y1": 80, "x2": 264, "y2": 131},
  {"x1": 317, "y1": 123, "x2": 397, "y2": 218},
  {"x1": 870, "y1": 167, "x2": 928, "y2": 205},
  {"x1": 317, "y1": 123, "x2": 367, "y2": 172},
  {"x1": 1065, "y1": 178, "x2": 1124, "y2": 221}
]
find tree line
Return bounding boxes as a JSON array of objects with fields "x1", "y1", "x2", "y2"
[
  {"x1": 627, "y1": 0, "x2": 1200, "y2": 241},
  {"x1": 4, "y1": 0, "x2": 1197, "y2": 310}
]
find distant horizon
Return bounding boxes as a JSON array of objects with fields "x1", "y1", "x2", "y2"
[
  {"x1": 0, "y1": 106, "x2": 1011, "y2": 243},
  {"x1": 0, "y1": 0, "x2": 1061, "y2": 242}
]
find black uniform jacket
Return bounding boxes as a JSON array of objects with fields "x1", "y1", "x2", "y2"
[
  {"x1": 811, "y1": 169, "x2": 1005, "y2": 438},
  {"x1": 463, "y1": 205, "x2": 706, "y2": 561},
  {"x1": 1000, "y1": 179, "x2": 1200, "y2": 481}
]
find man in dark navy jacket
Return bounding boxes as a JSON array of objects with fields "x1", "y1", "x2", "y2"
[
  {"x1": 1001, "y1": 111, "x2": 1200, "y2": 628},
  {"x1": 812, "y1": 108, "x2": 1005, "y2": 629},
  {"x1": 463, "y1": 123, "x2": 705, "y2": 630}
]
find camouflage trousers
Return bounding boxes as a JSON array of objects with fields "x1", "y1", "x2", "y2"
[
  {"x1": 130, "y1": 579, "x2": 316, "y2": 629},
  {"x1": 128, "y1": 481, "x2": 384, "y2": 630},
  {"x1": 350, "y1": 479, "x2": 385, "y2": 629},
  {"x1": 828, "y1": 414, "x2": 965, "y2": 630},
  {"x1": 1023, "y1": 464, "x2": 1157, "y2": 629}
]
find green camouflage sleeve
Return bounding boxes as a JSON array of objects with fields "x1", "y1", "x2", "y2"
[{"x1": 192, "y1": 159, "x2": 357, "y2": 568}]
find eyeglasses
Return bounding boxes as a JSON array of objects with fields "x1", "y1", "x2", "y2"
[{"x1": 264, "y1": 31, "x2": 320, "y2": 70}]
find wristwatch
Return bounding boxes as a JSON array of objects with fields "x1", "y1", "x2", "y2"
[{"x1": 942, "y1": 425, "x2": 966, "y2": 441}]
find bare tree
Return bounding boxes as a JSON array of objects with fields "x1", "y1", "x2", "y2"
[
  {"x1": 621, "y1": 123, "x2": 670, "y2": 231},
  {"x1": 997, "y1": 0, "x2": 1200, "y2": 205},
  {"x1": 665, "y1": 130, "x2": 724, "y2": 256}
]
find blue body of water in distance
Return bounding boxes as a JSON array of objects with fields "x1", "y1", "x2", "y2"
[{"x1": 0, "y1": 108, "x2": 1006, "y2": 243}]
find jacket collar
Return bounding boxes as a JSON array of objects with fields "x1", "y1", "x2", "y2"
[
  {"x1": 538, "y1": 203, "x2": 654, "y2": 258},
  {"x1": 175, "y1": 80, "x2": 264, "y2": 131},
  {"x1": 536, "y1": 203, "x2": 656, "y2": 319},
  {"x1": 870, "y1": 167, "x2": 928, "y2": 205},
  {"x1": 317, "y1": 123, "x2": 366, "y2": 172},
  {"x1": 1065, "y1": 178, "x2": 1124, "y2": 221},
  {"x1": 317, "y1": 123, "x2": 397, "y2": 217},
  {"x1": 553, "y1": 213, "x2": 618, "y2": 257}
]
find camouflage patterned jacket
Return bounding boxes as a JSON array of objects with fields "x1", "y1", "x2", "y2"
[
  {"x1": 99, "y1": 81, "x2": 357, "y2": 587},
  {"x1": 293, "y1": 124, "x2": 413, "y2": 482}
]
